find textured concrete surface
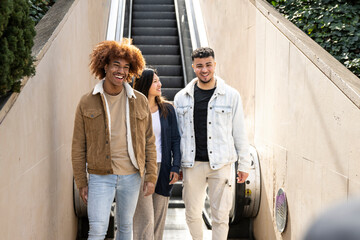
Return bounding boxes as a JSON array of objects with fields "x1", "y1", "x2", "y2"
[{"x1": 198, "y1": 0, "x2": 360, "y2": 239}]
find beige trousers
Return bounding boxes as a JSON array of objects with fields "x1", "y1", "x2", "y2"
[
  {"x1": 133, "y1": 164, "x2": 170, "y2": 240},
  {"x1": 183, "y1": 162, "x2": 233, "y2": 240}
]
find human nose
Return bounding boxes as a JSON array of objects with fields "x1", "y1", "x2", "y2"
[
  {"x1": 118, "y1": 66, "x2": 125, "y2": 73},
  {"x1": 116, "y1": 66, "x2": 128, "y2": 73}
]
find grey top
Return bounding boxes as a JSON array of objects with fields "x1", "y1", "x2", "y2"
[{"x1": 304, "y1": 196, "x2": 360, "y2": 240}]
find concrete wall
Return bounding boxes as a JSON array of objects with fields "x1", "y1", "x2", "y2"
[
  {"x1": 198, "y1": 0, "x2": 360, "y2": 239},
  {"x1": 0, "y1": 0, "x2": 110, "y2": 239}
]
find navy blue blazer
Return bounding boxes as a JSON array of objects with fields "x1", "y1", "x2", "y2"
[{"x1": 154, "y1": 103, "x2": 181, "y2": 197}]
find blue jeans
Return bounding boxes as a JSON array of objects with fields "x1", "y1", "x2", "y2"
[{"x1": 87, "y1": 173, "x2": 141, "y2": 240}]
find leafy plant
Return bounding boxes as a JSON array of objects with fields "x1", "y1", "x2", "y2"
[
  {"x1": 0, "y1": 0, "x2": 36, "y2": 96},
  {"x1": 0, "y1": 0, "x2": 57, "y2": 98},
  {"x1": 268, "y1": 0, "x2": 360, "y2": 78},
  {"x1": 30, "y1": 0, "x2": 57, "y2": 24}
]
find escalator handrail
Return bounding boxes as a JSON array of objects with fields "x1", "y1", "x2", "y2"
[
  {"x1": 127, "y1": 0, "x2": 133, "y2": 39},
  {"x1": 106, "y1": 0, "x2": 126, "y2": 41},
  {"x1": 184, "y1": 0, "x2": 208, "y2": 49},
  {"x1": 174, "y1": 0, "x2": 188, "y2": 87}
]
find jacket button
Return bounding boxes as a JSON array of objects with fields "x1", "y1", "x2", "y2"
[
  {"x1": 191, "y1": 150, "x2": 194, "y2": 152},
  {"x1": 106, "y1": 155, "x2": 109, "y2": 159},
  {"x1": 212, "y1": 166, "x2": 215, "y2": 169},
  {"x1": 106, "y1": 141, "x2": 109, "y2": 144},
  {"x1": 210, "y1": 107, "x2": 212, "y2": 110},
  {"x1": 210, "y1": 151, "x2": 212, "y2": 154},
  {"x1": 209, "y1": 136, "x2": 211, "y2": 139},
  {"x1": 209, "y1": 122, "x2": 211, "y2": 124},
  {"x1": 191, "y1": 136, "x2": 193, "y2": 138}
]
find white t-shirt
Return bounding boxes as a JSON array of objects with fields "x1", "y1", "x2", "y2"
[{"x1": 152, "y1": 110, "x2": 162, "y2": 163}]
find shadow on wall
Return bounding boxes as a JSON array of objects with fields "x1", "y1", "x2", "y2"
[{"x1": 254, "y1": 177, "x2": 277, "y2": 240}]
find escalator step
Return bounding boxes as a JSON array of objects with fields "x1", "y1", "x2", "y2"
[
  {"x1": 144, "y1": 55, "x2": 181, "y2": 65},
  {"x1": 132, "y1": 27, "x2": 178, "y2": 36},
  {"x1": 159, "y1": 76, "x2": 184, "y2": 88},
  {"x1": 133, "y1": 36, "x2": 179, "y2": 45},
  {"x1": 155, "y1": 65, "x2": 182, "y2": 76},
  {"x1": 137, "y1": 45, "x2": 180, "y2": 55},
  {"x1": 134, "y1": 0, "x2": 174, "y2": 4},
  {"x1": 133, "y1": 4, "x2": 174, "y2": 12},
  {"x1": 132, "y1": 11, "x2": 175, "y2": 20},
  {"x1": 132, "y1": 19, "x2": 177, "y2": 28},
  {"x1": 162, "y1": 88, "x2": 183, "y2": 101}
]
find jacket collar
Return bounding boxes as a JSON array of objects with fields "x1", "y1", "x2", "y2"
[
  {"x1": 92, "y1": 80, "x2": 136, "y2": 99},
  {"x1": 184, "y1": 76, "x2": 226, "y2": 97}
]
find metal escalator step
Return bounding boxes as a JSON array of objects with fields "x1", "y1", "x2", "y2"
[
  {"x1": 133, "y1": 4, "x2": 174, "y2": 12},
  {"x1": 144, "y1": 55, "x2": 181, "y2": 65},
  {"x1": 132, "y1": 11, "x2": 175, "y2": 20},
  {"x1": 132, "y1": 27, "x2": 178, "y2": 36},
  {"x1": 159, "y1": 76, "x2": 184, "y2": 88},
  {"x1": 133, "y1": 36, "x2": 179, "y2": 45},
  {"x1": 134, "y1": 0, "x2": 174, "y2": 4},
  {"x1": 162, "y1": 88, "x2": 183, "y2": 101},
  {"x1": 137, "y1": 45, "x2": 180, "y2": 55},
  {"x1": 168, "y1": 198, "x2": 185, "y2": 208},
  {"x1": 155, "y1": 65, "x2": 182, "y2": 76},
  {"x1": 132, "y1": 19, "x2": 177, "y2": 28}
]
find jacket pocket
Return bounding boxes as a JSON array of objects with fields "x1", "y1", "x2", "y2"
[
  {"x1": 135, "y1": 111, "x2": 148, "y2": 140},
  {"x1": 83, "y1": 109, "x2": 104, "y2": 135},
  {"x1": 213, "y1": 106, "x2": 232, "y2": 138},
  {"x1": 176, "y1": 107, "x2": 189, "y2": 134},
  {"x1": 214, "y1": 106, "x2": 231, "y2": 122}
]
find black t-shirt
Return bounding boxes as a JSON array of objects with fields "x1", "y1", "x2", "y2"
[{"x1": 194, "y1": 83, "x2": 216, "y2": 162}]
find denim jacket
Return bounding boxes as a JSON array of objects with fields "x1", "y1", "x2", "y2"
[
  {"x1": 173, "y1": 77, "x2": 251, "y2": 173},
  {"x1": 155, "y1": 103, "x2": 181, "y2": 197}
]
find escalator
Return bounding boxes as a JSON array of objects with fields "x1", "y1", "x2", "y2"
[
  {"x1": 130, "y1": 0, "x2": 185, "y2": 101},
  {"x1": 74, "y1": 0, "x2": 261, "y2": 239}
]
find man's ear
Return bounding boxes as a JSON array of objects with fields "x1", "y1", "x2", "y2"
[{"x1": 192, "y1": 63, "x2": 195, "y2": 71}]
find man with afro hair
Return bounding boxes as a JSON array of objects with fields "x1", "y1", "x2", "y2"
[{"x1": 72, "y1": 38, "x2": 157, "y2": 240}]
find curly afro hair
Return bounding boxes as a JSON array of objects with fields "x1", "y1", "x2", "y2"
[{"x1": 89, "y1": 38, "x2": 145, "y2": 82}]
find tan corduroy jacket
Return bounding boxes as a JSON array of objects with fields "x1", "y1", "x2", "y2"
[{"x1": 72, "y1": 80, "x2": 157, "y2": 189}]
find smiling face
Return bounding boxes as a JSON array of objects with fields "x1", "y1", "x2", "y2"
[
  {"x1": 103, "y1": 58, "x2": 130, "y2": 94},
  {"x1": 192, "y1": 56, "x2": 216, "y2": 88},
  {"x1": 148, "y1": 73, "x2": 162, "y2": 98}
]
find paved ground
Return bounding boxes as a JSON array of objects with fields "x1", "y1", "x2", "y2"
[{"x1": 163, "y1": 207, "x2": 212, "y2": 240}]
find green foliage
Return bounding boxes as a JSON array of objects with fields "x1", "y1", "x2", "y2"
[
  {"x1": 0, "y1": 0, "x2": 57, "y2": 98},
  {"x1": 30, "y1": 0, "x2": 57, "y2": 24},
  {"x1": 268, "y1": 0, "x2": 360, "y2": 78},
  {"x1": 0, "y1": 0, "x2": 36, "y2": 96}
]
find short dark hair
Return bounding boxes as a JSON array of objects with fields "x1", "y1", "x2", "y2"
[{"x1": 191, "y1": 47, "x2": 215, "y2": 61}]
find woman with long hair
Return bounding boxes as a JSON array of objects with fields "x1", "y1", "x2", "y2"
[{"x1": 133, "y1": 68, "x2": 181, "y2": 240}]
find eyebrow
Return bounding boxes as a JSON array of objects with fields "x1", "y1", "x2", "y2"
[
  {"x1": 113, "y1": 61, "x2": 130, "y2": 66},
  {"x1": 196, "y1": 62, "x2": 213, "y2": 66}
]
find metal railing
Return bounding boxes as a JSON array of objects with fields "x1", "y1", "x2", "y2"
[
  {"x1": 106, "y1": 0, "x2": 127, "y2": 41},
  {"x1": 184, "y1": 0, "x2": 208, "y2": 49}
]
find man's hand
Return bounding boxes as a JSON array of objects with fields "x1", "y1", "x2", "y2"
[
  {"x1": 169, "y1": 172, "x2": 179, "y2": 185},
  {"x1": 237, "y1": 171, "x2": 249, "y2": 183},
  {"x1": 79, "y1": 186, "x2": 88, "y2": 205},
  {"x1": 143, "y1": 182, "x2": 155, "y2": 197}
]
